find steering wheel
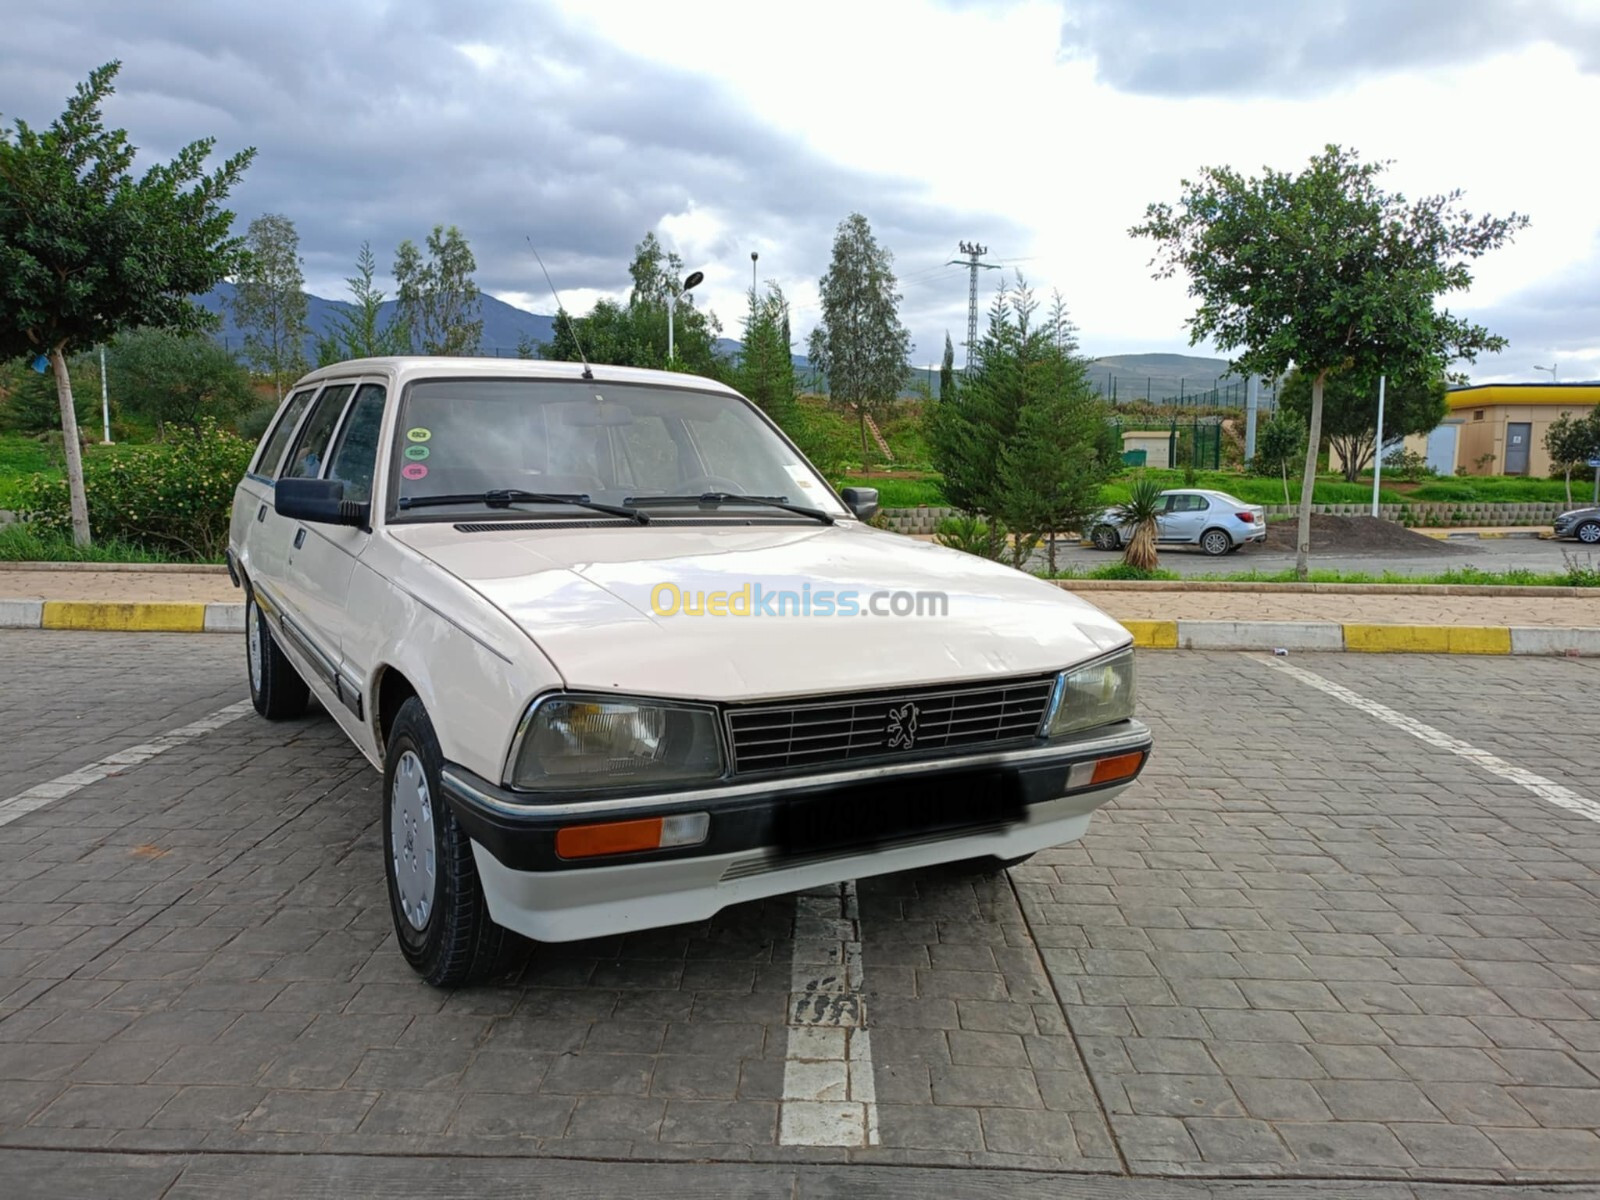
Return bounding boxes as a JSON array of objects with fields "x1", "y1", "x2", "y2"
[{"x1": 675, "y1": 475, "x2": 746, "y2": 495}]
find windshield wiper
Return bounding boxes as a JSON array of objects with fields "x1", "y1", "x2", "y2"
[
  {"x1": 398, "y1": 490, "x2": 650, "y2": 524},
  {"x1": 624, "y1": 492, "x2": 834, "y2": 525}
]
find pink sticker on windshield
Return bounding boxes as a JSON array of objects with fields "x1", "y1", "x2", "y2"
[{"x1": 401, "y1": 463, "x2": 428, "y2": 481}]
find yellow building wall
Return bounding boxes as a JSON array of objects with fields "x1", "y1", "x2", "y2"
[
  {"x1": 1328, "y1": 386, "x2": 1599, "y2": 477},
  {"x1": 1452, "y1": 402, "x2": 1594, "y2": 477}
]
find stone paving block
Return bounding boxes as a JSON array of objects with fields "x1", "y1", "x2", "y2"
[
  {"x1": 1276, "y1": 1120, "x2": 1417, "y2": 1168},
  {"x1": 659, "y1": 1099, "x2": 776, "y2": 1145},
  {"x1": 1183, "y1": 1116, "x2": 1294, "y2": 1164},
  {"x1": 928, "y1": 1063, "x2": 1043, "y2": 1109}
]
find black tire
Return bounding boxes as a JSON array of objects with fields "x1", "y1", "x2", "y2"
[
  {"x1": 1577, "y1": 520, "x2": 1600, "y2": 545},
  {"x1": 1199, "y1": 527, "x2": 1232, "y2": 556},
  {"x1": 246, "y1": 591, "x2": 309, "y2": 720},
  {"x1": 1090, "y1": 524, "x2": 1121, "y2": 551},
  {"x1": 384, "y1": 697, "x2": 506, "y2": 988}
]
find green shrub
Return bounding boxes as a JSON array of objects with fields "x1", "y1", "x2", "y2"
[
  {"x1": 13, "y1": 420, "x2": 251, "y2": 561},
  {"x1": 237, "y1": 402, "x2": 279, "y2": 442},
  {"x1": 934, "y1": 514, "x2": 1003, "y2": 559}
]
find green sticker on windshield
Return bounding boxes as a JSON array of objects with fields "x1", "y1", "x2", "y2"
[
  {"x1": 404, "y1": 445, "x2": 430, "y2": 461},
  {"x1": 406, "y1": 427, "x2": 431, "y2": 443}
]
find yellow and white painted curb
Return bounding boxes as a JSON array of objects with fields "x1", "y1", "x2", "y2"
[
  {"x1": 0, "y1": 600, "x2": 244, "y2": 634},
  {"x1": 1123, "y1": 619, "x2": 1600, "y2": 656},
  {"x1": 2, "y1": 598, "x2": 1597, "y2": 656}
]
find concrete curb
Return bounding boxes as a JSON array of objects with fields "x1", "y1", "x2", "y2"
[
  {"x1": 0, "y1": 561, "x2": 230, "y2": 574},
  {"x1": 0, "y1": 600, "x2": 243, "y2": 633},
  {"x1": 3, "y1": 599, "x2": 1598, "y2": 656}
]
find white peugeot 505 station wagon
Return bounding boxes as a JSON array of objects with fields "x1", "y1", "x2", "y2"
[{"x1": 229, "y1": 358, "x2": 1152, "y2": 986}]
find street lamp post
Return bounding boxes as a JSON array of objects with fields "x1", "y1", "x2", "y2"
[
  {"x1": 1533, "y1": 363, "x2": 1558, "y2": 382},
  {"x1": 667, "y1": 270, "x2": 705, "y2": 363}
]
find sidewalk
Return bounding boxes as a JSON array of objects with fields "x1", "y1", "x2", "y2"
[{"x1": 2, "y1": 563, "x2": 1597, "y2": 654}]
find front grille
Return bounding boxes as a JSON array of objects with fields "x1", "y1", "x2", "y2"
[{"x1": 725, "y1": 677, "x2": 1054, "y2": 775}]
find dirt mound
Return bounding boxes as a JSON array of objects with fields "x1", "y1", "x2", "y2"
[{"x1": 1263, "y1": 514, "x2": 1457, "y2": 555}]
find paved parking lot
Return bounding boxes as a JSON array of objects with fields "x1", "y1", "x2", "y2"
[{"x1": 2, "y1": 631, "x2": 1599, "y2": 1196}]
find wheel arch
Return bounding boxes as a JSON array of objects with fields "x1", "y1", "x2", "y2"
[{"x1": 374, "y1": 664, "x2": 420, "y2": 752}]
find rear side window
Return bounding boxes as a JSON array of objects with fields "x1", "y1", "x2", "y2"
[
  {"x1": 253, "y1": 388, "x2": 317, "y2": 477},
  {"x1": 281, "y1": 385, "x2": 355, "y2": 480},
  {"x1": 325, "y1": 384, "x2": 387, "y2": 503}
]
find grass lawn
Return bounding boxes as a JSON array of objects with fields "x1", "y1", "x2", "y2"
[
  {"x1": 0, "y1": 435, "x2": 60, "y2": 507},
  {"x1": 0, "y1": 523, "x2": 200, "y2": 564},
  {"x1": 837, "y1": 475, "x2": 949, "y2": 508}
]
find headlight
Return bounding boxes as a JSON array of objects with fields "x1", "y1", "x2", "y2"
[
  {"x1": 1045, "y1": 649, "x2": 1136, "y2": 737},
  {"x1": 509, "y1": 696, "x2": 725, "y2": 791}
]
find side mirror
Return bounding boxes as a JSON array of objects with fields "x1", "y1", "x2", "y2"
[
  {"x1": 839, "y1": 486, "x2": 879, "y2": 522},
  {"x1": 275, "y1": 478, "x2": 368, "y2": 527}
]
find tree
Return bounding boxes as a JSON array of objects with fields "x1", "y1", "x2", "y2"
[
  {"x1": 939, "y1": 331, "x2": 955, "y2": 401},
  {"x1": 394, "y1": 225, "x2": 483, "y2": 355},
  {"x1": 0, "y1": 61, "x2": 254, "y2": 544},
  {"x1": 0, "y1": 354, "x2": 98, "y2": 436},
  {"x1": 316, "y1": 242, "x2": 408, "y2": 365},
  {"x1": 808, "y1": 213, "x2": 912, "y2": 462},
  {"x1": 107, "y1": 328, "x2": 254, "y2": 437},
  {"x1": 1545, "y1": 410, "x2": 1600, "y2": 505},
  {"x1": 1115, "y1": 478, "x2": 1166, "y2": 571},
  {"x1": 1253, "y1": 411, "x2": 1308, "y2": 504},
  {"x1": 1133, "y1": 144, "x2": 1526, "y2": 578},
  {"x1": 1279, "y1": 366, "x2": 1448, "y2": 481},
  {"x1": 231, "y1": 213, "x2": 308, "y2": 398},
  {"x1": 928, "y1": 280, "x2": 1116, "y2": 568},
  {"x1": 540, "y1": 233, "x2": 722, "y2": 376},
  {"x1": 734, "y1": 283, "x2": 798, "y2": 420}
]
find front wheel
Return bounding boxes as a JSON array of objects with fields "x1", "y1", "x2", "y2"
[
  {"x1": 1200, "y1": 528, "x2": 1232, "y2": 556},
  {"x1": 1577, "y1": 520, "x2": 1600, "y2": 545},
  {"x1": 384, "y1": 697, "x2": 507, "y2": 987},
  {"x1": 1090, "y1": 524, "x2": 1121, "y2": 551},
  {"x1": 247, "y1": 592, "x2": 309, "y2": 720}
]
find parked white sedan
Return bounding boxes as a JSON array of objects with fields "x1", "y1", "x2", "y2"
[
  {"x1": 229, "y1": 358, "x2": 1151, "y2": 985},
  {"x1": 1086, "y1": 488, "x2": 1267, "y2": 556}
]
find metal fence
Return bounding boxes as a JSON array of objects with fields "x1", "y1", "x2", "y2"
[{"x1": 1108, "y1": 415, "x2": 1226, "y2": 471}]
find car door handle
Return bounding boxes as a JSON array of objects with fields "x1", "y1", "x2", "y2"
[
  {"x1": 257, "y1": 503, "x2": 267, "y2": 523},
  {"x1": 293, "y1": 528, "x2": 307, "y2": 550}
]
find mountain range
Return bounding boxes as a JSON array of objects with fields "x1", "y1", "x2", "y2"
[{"x1": 197, "y1": 286, "x2": 1240, "y2": 395}]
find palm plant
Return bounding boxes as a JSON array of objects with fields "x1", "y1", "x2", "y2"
[{"x1": 1114, "y1": 478, "x2": 1165, "y2": 572}]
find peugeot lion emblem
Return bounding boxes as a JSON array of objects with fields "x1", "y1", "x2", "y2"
[{"x1": 886, "y1": 702, "x2": 920, "y2": 750}]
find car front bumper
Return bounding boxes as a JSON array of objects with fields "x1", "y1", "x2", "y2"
[{"x1": 439, "y1": 720, "x2": 1152, "y2": 942}]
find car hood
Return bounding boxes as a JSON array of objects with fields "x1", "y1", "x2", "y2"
[{"x1": 387, "y1": 521, "x2": 1130, "y2": 702}]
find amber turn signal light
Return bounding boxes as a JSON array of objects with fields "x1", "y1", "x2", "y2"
[{"x1": 555, "y1": 812, "x2": 710, "y2": 860}]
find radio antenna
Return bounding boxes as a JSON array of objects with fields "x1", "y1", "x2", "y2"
[{"x1": 527, "y1": 238, "x2": 592, "y2": 380}]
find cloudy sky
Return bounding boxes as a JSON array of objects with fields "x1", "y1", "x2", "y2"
[{"x1": 6, "y1": 0, "x2": 1600, "y2": 381}]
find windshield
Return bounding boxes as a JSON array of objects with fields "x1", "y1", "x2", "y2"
[{"x1": 389, "y1": 378, "x2": 844, "y2": 519}]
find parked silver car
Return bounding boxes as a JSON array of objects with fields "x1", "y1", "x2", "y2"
[
  {"x1": 1086, "y1": 488, "x2": 1267, "y2": 556},
  {"x1": 1552, "y1": 506, "x2": 1600, "y2": 544}
]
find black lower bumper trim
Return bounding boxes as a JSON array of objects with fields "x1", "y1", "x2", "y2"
[{"x1": 440, "y1": 727, "x2": 1151, "y2": 874}]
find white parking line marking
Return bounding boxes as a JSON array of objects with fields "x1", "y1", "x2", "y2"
[
  {"x1": 779, "y1": 879, "x2": 879, "y2": 1147},
  {"x1": 0, "y1": 701, "x2": 255, "y2": 829},
  {"x1": 1265, "y1": 658, "x2": 1600, "y2": 825}
]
